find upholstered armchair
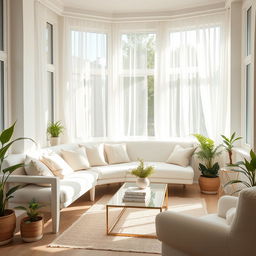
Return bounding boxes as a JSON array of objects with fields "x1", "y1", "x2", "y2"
[{"x1": 156, "y1": 187, "x2": 256, "y2": 256}]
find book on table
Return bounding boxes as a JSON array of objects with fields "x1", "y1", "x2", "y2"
[{"x1": 123, "y1": 186, "x2": 151, "y2": 202}]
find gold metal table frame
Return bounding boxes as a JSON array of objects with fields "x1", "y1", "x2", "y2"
[{"x1": 106, "y1": 183, "x2": 168, "y2": 239}]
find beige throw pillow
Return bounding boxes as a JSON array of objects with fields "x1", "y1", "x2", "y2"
[
  {"x1": 61, "y1": 147, "x2": 90, "y2": 171},
  {"x1": 82, "y1": 144, "x2": 107, "y2": 166},
  {"x1": 166, "y1": 145, "x2": 195, "y2": 167},
  {"x1": 105, "y1": 144, "x2": 130, "y2": 164},
  {"x1": 41, "y1": 152, "x2": 74, "y2": 179},
  {"x1": 24, "y1": 156, "x2": 55, "y2": 187}
]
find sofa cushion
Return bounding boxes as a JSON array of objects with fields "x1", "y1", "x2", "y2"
[
  {"x1": 61, "y1": 147, "x2": 90, "y2": 171},
  {"x1": 9, "y1": 171, "x2": 98, "y2": 206},
  {"x1": 126, "y1": 162, "x2": 194, "y2": 180},
  {"x1": 82, "y1": 144, "x2": 108, "y2": 166},
  {"x1": 41, "y1": 152, "x2": 74, "y2": 178},
  {"x1": 91, "y1": 162, "x2": 139, "y2": 180},
  {"x1": 166, "y1": 145, "x2": 195, "y2": 167},
  {"x1": 105, "y1": 144, "x2": 130, "y2": 164}
]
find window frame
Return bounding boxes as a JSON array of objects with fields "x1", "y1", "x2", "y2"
[
  {"x1": 0, "y1": 0, "x2": 8, "y2": 130},
  {"x1": 242, "y1": 0, "x2": 255, "y2": 149},
  {"x1": 119, "y1": 31, "x2": 156, "y2": 137},
  {"x1": 46, "y1": 20, "x2": 56, "y2": 124}
]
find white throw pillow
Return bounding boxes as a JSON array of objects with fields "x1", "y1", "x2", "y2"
[
  {"x1": 82, "y1": 144, "x2": 107, "y2": 167},
  {"x1": 166, "y1": 145, "x2": 195, "y2": 167},
  {"x1": 226, "y1": 207, "x2": 236, "y2": 225},
  {"x1": 105, "y1": 144, "x2": 130, "y2": 164},
  {"x1": 61, "y1": 147, "x2": 90, "y2": 171},
  {"x1": 41, "y1": 152, "x2": 74, "y2": 179}
]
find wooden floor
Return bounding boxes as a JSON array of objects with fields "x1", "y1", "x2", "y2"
[{"x1": 0, "y1": 183, "x2": 219, "y2": 256}]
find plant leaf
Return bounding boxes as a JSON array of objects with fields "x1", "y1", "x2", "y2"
[
  {"x1": 2, "y1": 163, "x2": 24, "y2": 174},
  {"x1": 0, "y1": 122, "x2": 15, "y2": 145},
  {"x1": 6, "y1": 185, "x2": 20, "y2": 197}
]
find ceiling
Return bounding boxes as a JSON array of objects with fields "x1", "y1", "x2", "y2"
[{"x1": 60, "y1": 0, "x2": 225, "y2": 15}]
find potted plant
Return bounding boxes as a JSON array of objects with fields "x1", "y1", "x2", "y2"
[
  {"x1": 15, "y1": 199, "x2": 44, "y2": 242},
  {"x1": 225, "y1": 149, "x2": 256, "y2": 193},
  {"x1": 131, "y1": 159, "x2": 154, "y2": 189},
  {"x1": 47, "y1": 121, "x2": 64, "y2": 146},
  {"x1": 0, "y1": 123, "x2": 33, "y2": 245},
  {"x1": 193, "y1": 134, "x2": 222, "y2": 194},
  {"x1": 221, "y1": 132, "x2": 242, "y2": 165}
]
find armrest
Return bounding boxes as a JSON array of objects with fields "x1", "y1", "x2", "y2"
[
  {"x1": 5, "y1": 175, "x2": 59, "y2": 186},
  {"x1": 156, "y1": 211, "x2": 229, "y2": 256},
  {"x1": 217, "y1": 195, "x2": 238, "y2": 218}
]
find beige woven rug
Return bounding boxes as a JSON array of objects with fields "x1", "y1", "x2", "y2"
[{"x1": 49, "y1": 195, "x2": 207, "y2": 254}]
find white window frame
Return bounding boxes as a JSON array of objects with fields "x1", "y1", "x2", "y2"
[
  {"x1": 241, "y1": 0, "x2": 255, "y2": 149},
  {"x1": 45, "y1": 17, "x2": 58, "y2": 124},
  {"x1": 0, "y1": 0, "x2": 8, "y2": 130}
]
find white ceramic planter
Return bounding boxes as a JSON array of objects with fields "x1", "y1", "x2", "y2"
[
  {"x1": 50, "y1": 137, "x2": 60, "y2": 146},
  {"x1": 136, "y1": 177, "x2": 150, "y2": 189}
]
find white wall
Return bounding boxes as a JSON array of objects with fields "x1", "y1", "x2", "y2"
[{"x1": 9, "y1": 0, "x2": 36, "y2": 153}]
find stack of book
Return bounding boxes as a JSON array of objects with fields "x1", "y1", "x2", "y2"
[{"x1": 123, "y1": 186, "x2": 151, "y2": 203}]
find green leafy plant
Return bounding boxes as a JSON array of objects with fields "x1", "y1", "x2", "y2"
[
  {"x1": 225, "y1": 149, "x2": 256, "y2": 193},
  {"x1": 131, "y1": 159, "x2": 154, "y2": 178},
  {"x1": 221, "y1": 132, "x2": 242, "y2": 165},
  {"x1": 0, "y1": 123, "x2": 34, "y2": 216},
  {"x1": 47, "y1": 121, "x2": 64, "y2": 137},
  {"x1": 15, "y1": 199, "x2": 43, "y2": 223},
  {"x1": 193, "y1": 134, "x2": 222, "y2": 178}
]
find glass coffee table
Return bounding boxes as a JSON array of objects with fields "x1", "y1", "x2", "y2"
[{"x1": 106, "y1": 182, "x2": 168, "y2": 238}]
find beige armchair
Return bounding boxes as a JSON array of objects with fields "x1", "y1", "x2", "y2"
[{"x1": 156, "y1": 187, "x2": 256, "y2": 256}]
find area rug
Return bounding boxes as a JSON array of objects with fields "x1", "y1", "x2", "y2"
[{"x1": 49, "y1": 195, "x2": 207, "y2": 254}]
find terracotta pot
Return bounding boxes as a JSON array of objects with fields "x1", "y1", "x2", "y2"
[
  {"x1": 50, "y1": 137, "x2": 60, "y2": 146},
  {"x1": 136, "y1": 178, "x2": 150, "y2": 189},
  {"x1": 20, "y1": 216, "x2": 44, "y2": 242},
  {"x1": 199, "y1": 176, "x2": 220, "y2": 194},
  {"x1": 0, "y1": 209, "x2": 16, "y2": 246}
]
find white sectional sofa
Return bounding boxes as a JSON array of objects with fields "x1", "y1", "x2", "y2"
[{"x1": 3, "y1": 139, "x2": 197, "y2": 233}]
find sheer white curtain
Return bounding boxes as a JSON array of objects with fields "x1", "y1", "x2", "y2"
[
  {"x1": 119, "y1": 33, "x2": 155, "y2": 136},
  {"x1": 61, "y1": 18, "x2": 110, "y2": 141},
  {"x1": 155, "y1": 15, "x2": 229, "y2": 140}
]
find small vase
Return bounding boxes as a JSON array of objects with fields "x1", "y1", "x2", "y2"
[
  {"x1": 50, "y1": 137, "x2": 60, "y2": 146},
  {"x1": 136, "y1": 178, "x2": 150, "y2": 189}
]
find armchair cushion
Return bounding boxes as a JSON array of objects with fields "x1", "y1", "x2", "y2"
[
  {"x1": 217, "y1": 195, "x2": 238, "y2": 218},
  {"x1": 156, "y1": 211, "x2": 229, "y2": 256}
]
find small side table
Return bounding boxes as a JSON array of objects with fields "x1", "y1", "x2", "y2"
[{"x1": 219, "y1": 168, "x2": 240, "y2": 195}]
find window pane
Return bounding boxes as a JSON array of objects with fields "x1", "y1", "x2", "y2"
[
  {"x1": 246, "y1": 64, "x2": 252, "y2": 144},
  {"x1": 121, "y1": 33, "x2": 156, "y2": 136},
  {"x1": 46, "y1": 23, "x2": 53, "y2": 64},
  {"x1": 0, "y1": 61, "x2": 4, "y2": 130},
  {"x1": 0, "y1": 0, "x2": 3, "y2": 51},
  {"x1": 47, "y1": 71, "x2": 54, "y2": 123},
  {"x1": 71, "y1": 31, "x2": 108, "y2": 138},
  {"x1": 246, "y1": 7, "x2": 251, "y2": 56}
]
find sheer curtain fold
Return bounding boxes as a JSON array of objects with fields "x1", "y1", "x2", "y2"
[{"x1": 61, "y1": 14, "x2": 229, "y2": 142}]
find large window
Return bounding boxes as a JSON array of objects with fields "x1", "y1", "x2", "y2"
[
  {"x1": 0, "y1": 0, "x2": 6, "y2": 131},
  {"x1": 121, "y1": 33, "x2": 155, "y2": 136},
  {"x1": 46, "y1": 22, "x2": 54, "y2": 123},
  {"x1": 244, "y1": 6, "x2": 253, "y2": 145},
  {"x1": 71, "y1": 31, "x2": 108, "y2": 138}
]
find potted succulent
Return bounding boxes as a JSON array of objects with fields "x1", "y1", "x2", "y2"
[
  {"x1": 221, "y1": 132, "x2": 242, "y2": 165},
  {"x1": 225, "y1": 149, "x2": 256, "y2": 193},
  {"x1": 0, "y1": 123, "x2": 33, "y2": 245},
  {"x1": 193, "y1": 134, "x2": 222, "y2": 194},
  {"x1": 131, "y1": 159, "x2": 154, "y2": 189},
  {"x1": 47, "y1": 121, "x2": 64, "y2": 146},
  {"x1": 15, "y1": 199, "x2": 44, "y2": 242}
]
